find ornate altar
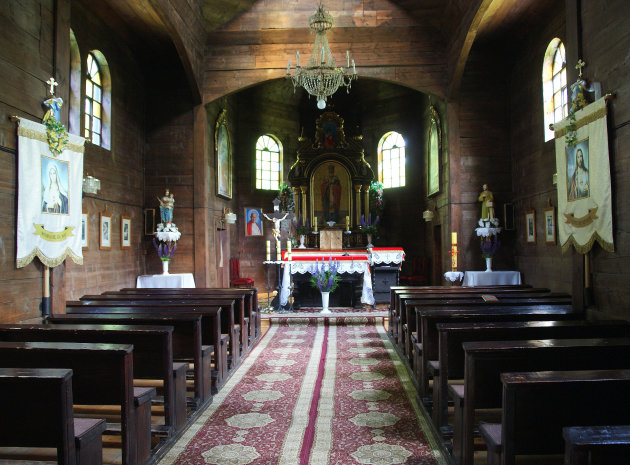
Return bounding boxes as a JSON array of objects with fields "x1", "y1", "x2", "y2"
[{"x1": 288, "y1": 111, "x2": 374, "y2": 246}]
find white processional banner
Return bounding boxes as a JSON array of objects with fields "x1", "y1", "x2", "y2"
[
  {"x1": 16, "y1": 118, "x2": 85, "y2": 268},
  {"x1": 553, "y1": 97, "x2": 614, "y2": 254}
]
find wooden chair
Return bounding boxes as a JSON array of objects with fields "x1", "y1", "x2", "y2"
[
  {"x1": 399, "y1": 256, "x2": 428, "y2": 286},
  {"x1": 230, "y1": 257, "x2": 255, "y2": 288}
]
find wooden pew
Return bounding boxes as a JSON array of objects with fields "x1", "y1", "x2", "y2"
[
  {"x1": 100, "y1": 288, "x2": 255, "y2": 357},
  {"x1": 412, "y1": 304, "x2": 576, "y2": 397},
  {"x1": 0, "y1": 323, "x2": 187, "y2": 434},
  {"x1": 478, "y1": 370, "x2": 630, "y2": 465},
  {"x1": 0, "y1": 341, "x2": 155, "y2": 465},
  {"x1": 401, "y1": 294, "x2": 571, "y2": 360},
  {"x1": 63, "y1": 302, "x2": 227, "y2": 389},
  {"x1": 563, "y1": 425, "x2": 630, "y2": 465},
  {"x1": 432, "y1": 319, "x2": 630, "y2": 429},
  {"x1": 0, "y1": 367, "x2": 107, "y2": 465},
  {"x1": 119, "y1": 287, "x2": 261, "y2": 341},
  {"x1": 47, "y1": 313, "x2": 212, "y2": 406},
  {"x1": 452, "y1": 337, "x2": 630, "y2": 465}
]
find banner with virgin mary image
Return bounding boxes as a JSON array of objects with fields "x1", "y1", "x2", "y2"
[
  {"x1": 554, "y1": 96, "x2": 614, "y2": 254},
  {"x1": 16, "y1": 118, "x2": 85, "y2": 267}
]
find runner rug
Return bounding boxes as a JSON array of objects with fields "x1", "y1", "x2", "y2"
[{"x1": 158, "y1": 319, "x2": 448, "y2": 465}]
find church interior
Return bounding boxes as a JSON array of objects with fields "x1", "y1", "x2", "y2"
[{"x1": 1, "y1": 0, "x2": 630, "y2": 464}]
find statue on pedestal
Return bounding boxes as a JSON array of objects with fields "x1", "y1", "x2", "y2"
[
  {"x1": 157, "y1": 189, "x2": 175, "y2": 224},
  {"x1": 478, "y1": 183, "x2": 495, "y2": 219}
]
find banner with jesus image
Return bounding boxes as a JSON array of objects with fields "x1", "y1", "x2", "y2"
[
  {"x1": 554, "y1": 97, "x2": 613, "y2": 254},
  {"x1": 16, "y1": 118, "x2": 85, "y2": 268}
]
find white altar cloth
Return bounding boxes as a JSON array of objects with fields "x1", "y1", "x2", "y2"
[
  {"x1": 279, "y1": 256, "x2": 374, "y2": 306},
  {"x1": 136, "y1": 273, "x2": 196, "y2": 289},
  {"x1": 462, "y1": 270, "x2": 521, "y2": 287}
]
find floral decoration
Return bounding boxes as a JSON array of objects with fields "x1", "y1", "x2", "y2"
[
  {"x1": 369, "y1": 181, "x2": 384, "y2": 217},
  {"x1": 360, "y1": 214, "x2": 380, "y2": 235},
  {"x1": 152, "y1": 237, "x2": 177, "y2": 261},
  {"x1": 310, "y1": 257, "x2": 341, "y2": 293},
  {"x1": 44, "y1": 117, "x2": 69, "y2": 157},
  {"x1": 294, "y1": 217, "x2": 310, "y2": 236},
  {"x1": 480, "y1": 235, "x2": 500, "y2": 258},
  {"x1": 277, "y1": 183, "x2": 295, "y2": 212},
  {"x1": 155, "y1": 222, "x2": 181, "y2": 242},
  {"x1": 565, "y1": 79, "x2": 588, "y2": 147}
]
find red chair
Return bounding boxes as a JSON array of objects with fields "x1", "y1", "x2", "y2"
[
  {"x1": 399, "y1": 256, "x2": 428, "y2": 286},
  {"x1": 230, "y1": 257, "x2": 255, "y2": 288}
]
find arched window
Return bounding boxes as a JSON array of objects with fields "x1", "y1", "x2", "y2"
[
  {"x1": 542, "y1": 39, "x2": 567, "y2": 141},
  {"x1": 378, "y1": 131, "x2": 406, "y2": 188},
  {"x1": 69, "y1": 29, "x2": 81, "y2": 135},
  {"x1": 83, "y1": 51, "x2": 111, "y2": 149},
  {"x1": 255, "y1": 134, "x2": 282, "y2": 190}
]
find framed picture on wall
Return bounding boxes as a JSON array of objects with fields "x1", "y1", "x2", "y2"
[
  {"x1": 525, "y1": 210, "x2": 536, "y2": 244},
  {"x1": 215, "y1": 109, "x2": 232, "y2": 199},
  {"x1": 244, "y1": 207, "x2": 263, "y2": 236},
  {"x1": 100, "y1": 212, "x2": 112, "y2": 250},
  {"x1": 121, "y1": 216, "x2": 131, "y2": 249},
  {"x1": 144, "y1": 208, "x2": 155, "y2": 236},
  {"x1": 427, "y1": 105, "x2": 441, "y2": 196},
  {"x1": 81, "y1": 211, "x2": 89, "y2": 249},
  {"x1": 544, "y1": 207, "x2": 556, "y2": 245}
]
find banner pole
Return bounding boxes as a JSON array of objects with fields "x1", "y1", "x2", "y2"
[{"x1": 42, "y1": 265, "x2": 51, "y2": 317}]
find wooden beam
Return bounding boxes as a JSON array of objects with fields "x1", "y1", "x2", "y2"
[
  {"x1": 193, "y1": 104, "x2": 210, "y2": 287},
  {"x1": 446, "y1": 0, "x2": 493, "y2": 99}
]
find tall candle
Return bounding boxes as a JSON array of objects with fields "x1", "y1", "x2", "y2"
[
  {"x1": 286, "y1": 59, "x2": 290, "y2": 75},
  {"x1": 346, "y1": 50, "x2": 350, "y2": 68},
  {"x1": 352, "y1": 59, "x2": 356, "y2": 74},
  {"x1": 296, "y1": 51, "x2": 299, "y2": 67},
  {"x1": 313, "y1": 217, "x2": 318, "y2": 232},
  {"x1": 276, "y1": 240, "x2": 281, "y2": 261},
  {"x1": 452, "y1": 232, "x2": 457, "y2": 245},
  {"x1": 346, "y1": 215, "x2": 350, "y2": 231},
  {"x1": 287, "y1": 240, "x2": 292, "y2": 261},
  {"x1": 266, "y1": 240, "x2": 271, "y2": 261},
  {"x1": 451, "y1": 245, "x2": 458, "y2": 271}
]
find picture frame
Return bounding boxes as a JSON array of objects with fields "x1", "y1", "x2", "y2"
[
  {"x1": 215, "y1": 109, "x2": 232, "y2": 199},
  {"x1": 427, "y1": 105, "x2": 442, "y2": 197},
  {"x1": 525, "y1": 210, "x2": 536, "y2": 244},
  {"x1": 144, "y1": 208, "x2": 155, "y2": 236},
  {"x1": 544, "y1": 206, "x2": 556, "y2": 245},
  {"x1": 310, "y1": 160, "x2": 352, "y2": 227},
  {"x1": 121, "y1": 216, "x2": 131, "y2": 249},
  {"x1": 81, "y1": 211, "x2": 89, "y2": 249},
  {"x1": 244, "y1": 207, "x2": 264, "y2": 237},
  {"x1": 503, "y1": 203, "x2": 515, "y2": 230},
  {"x1": 100, "y1": 212, "x2": 112, "y2": 250}
]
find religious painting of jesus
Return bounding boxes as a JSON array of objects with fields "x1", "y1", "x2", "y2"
[
  {"x1": 566, "y1": 139, "x2": 589, "y2": 202},
  {"x1": 310, "y1": 161, "x2": 351, "y2": 227}
]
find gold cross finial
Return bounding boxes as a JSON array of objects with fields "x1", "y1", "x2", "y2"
[
  {"x1": 46, "y1": 77, "x2": 58, "y2": 95},
  {"x1": 575, "y1": 59, "x2": 586, "y2": 78}
]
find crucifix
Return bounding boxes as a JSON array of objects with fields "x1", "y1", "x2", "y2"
[
  {"x1": 263, "y1": 198, "x2": 289, "y2": 242},
  {"x1": 575, "y1": 59, "x2": 586, "y2": 78},
  {"x1": 46, "y1": 77, "x2": 58, "y2": 96}
]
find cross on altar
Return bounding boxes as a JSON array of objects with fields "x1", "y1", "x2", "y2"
[
  {"x1": 46, "y1": 77, "x2": 58, "y2": 95},
  {"x1": 575, "y1": 59, "x2": 586, "y2": 77}
]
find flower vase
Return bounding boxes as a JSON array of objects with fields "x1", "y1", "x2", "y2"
[
  {"x1": 485, "y1": 257, "x2": 492, "y2": 272},
  {"x1": 299, "y1": 235, "x2": 306, "y2": 249},
  {"x1": 320, "y1": 291, "x2": 331, "y2": 314},
  {"x1": 366, "y1": 233, "x2": 374, "y2": 248},
  {"x1": 162, "y1": 260, "x2": 170, "y2": 275}
]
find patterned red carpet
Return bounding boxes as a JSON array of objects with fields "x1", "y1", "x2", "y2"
[{"x1": 159, "y1": 319, "x2": 447, "y2": 465}]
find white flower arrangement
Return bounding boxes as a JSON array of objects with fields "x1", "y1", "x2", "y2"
[
  {"x1": 155, "y1": 222, "x2": 181, "y2": 242},
  {"x1": 478, "y1": 217, "x2": 500, "y2": 228}
]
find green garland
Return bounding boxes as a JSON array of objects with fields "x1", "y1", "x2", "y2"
[
  {"x1": 565, "y1": 81, "x2": 588, "y2": 147},
  {"x1": 45, "y1": 118, "x2": 69, "y2": 156}
]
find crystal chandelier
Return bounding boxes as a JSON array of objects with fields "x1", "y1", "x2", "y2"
[{"x1": 287, "y1": 3, "x2": 357, "y2": 109}]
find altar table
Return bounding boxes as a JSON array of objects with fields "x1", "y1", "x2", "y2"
[
  {"x1": 136, "y1": 273, "x2": 196, "y2": 288},
  {"x1": 462, "y1": 270, "x2": 521, "y2": 287}
]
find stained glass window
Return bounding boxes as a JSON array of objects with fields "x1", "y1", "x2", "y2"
[{"x1": 84, "y1": 52, "x2": 103, "y2": 146}]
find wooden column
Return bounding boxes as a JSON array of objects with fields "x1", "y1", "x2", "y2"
[
  {"x1": 362, "y1": 185, "x2": 370, "y2": 222},
  {"x1": 354, "y1": 185, "x2": 362, "y2": 226},
  {"x1": 193, "y1": 104, "x2": 210, "y2": 286},
  {"x1": 300, "y1": 186, "x2": 308, "y2": 224}
]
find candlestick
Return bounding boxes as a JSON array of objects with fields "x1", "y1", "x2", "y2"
[
  {"x1": 313, "y1": 217, "x2": 318, "y2": 232},
  {"x1": 346, "y1": 215, "x2": 350, "y2": 231},
  {"x1": 452, "y1": 232, "x2": 457, "y2": 245},
  {"x1": 296, "y1": 51, "x2": 299, "y2": 67},
  {"x1": 346, "y1": 50, "x2": 350, "y2": 68},
  {"x1": 352, "y1": 59, "x2": 355, "y2": 74},
  {"x1": 287, "y1": 59, "x2": 290, "y2": 75},
  {"x1": 276, "y1": 240, "x2": 281, "y2": 261},
  {"x1": 266, "y1": 240, "x2": 271, "y2": 261}
]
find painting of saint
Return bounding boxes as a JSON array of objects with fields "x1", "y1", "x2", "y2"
[
  {"x1": 244, "y1": 208, "x2": 263, "y2": 236},
  {"x1": 566, "y1": 140, "x2": 590, "y2": 201},
  {"x1": 323, "y1": 122, "x2": 337, "y2": 149},
  {"x1": 311, "y1": 161, "x2": 350, "y2": 226},
  {"x1": 41, "y1": 156, "x2": 69, "y2": 214},
  {"x1": 215, "y1": 110, "x2": 232, "y2": 199}
]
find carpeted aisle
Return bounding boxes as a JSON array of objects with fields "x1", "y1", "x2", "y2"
[{"x1": 159, "y1": 318, "x2": 448, "y2": 465}]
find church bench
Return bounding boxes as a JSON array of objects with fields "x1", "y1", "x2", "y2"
[
  {"x1": 388, "y1": 285, "x2": 538, "y2": 335},
  {"x1": 412, "y1": 305, "x2": 576, "y2": 399},
  {"x1": 431, "y1": 319, "x2": 630, "y2": 429},
  {"x1": 94, "y1": 292, "x2": 252, "y2": 356},
  {"x1": 401, "y1": 293, "x2": 571, "y2": 361},
  {"x1": 119, "y1": 287, "x2": 261, "y2": 341},
  {"x1": 452, "y1": 337, "x2": 630, "y2": 465},
  {"x1": 562, "y1": 424, "x2": 630, "y2": 465},
  {"x1": 0, "y1": 323, "x2": 187, "y2": 435},
  {"x1": 70, "y1": 298, "x2": 240, "y2": 372},
  {"x1": 478, "y1": 370, "x2": 630, "y2": 465},
  {"x1": 63, "y1": 303, "x2": 227, "y2": 391},
  {"x1": 0, "y1": 367, "x2": 107, "y2": 465},
  {"x1": 0, "y1": 341, "x2": 156, "y2": 465},
  {"x1": 46, "y1": 313, "x2": 212, "y2": 406}
]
